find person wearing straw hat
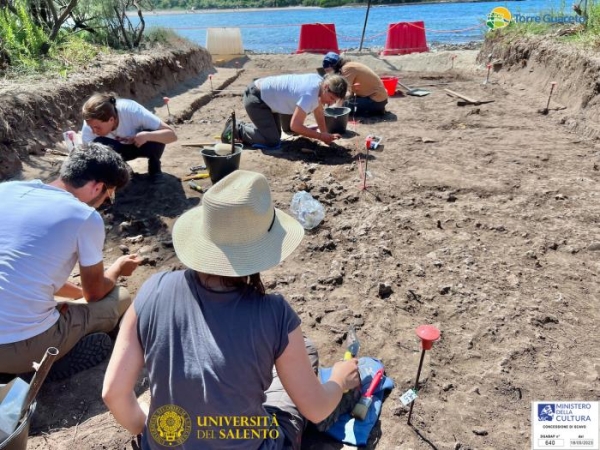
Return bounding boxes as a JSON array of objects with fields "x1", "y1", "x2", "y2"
[
  {"x1": 103, "y1": 170, "x2": 360, "y2": 450},
  {"x1": 222, "y1": 73, "x2": 348, "y2": 150},
  {"x1": 322, "y1": 52, "x2": 388, "y2": 116}
]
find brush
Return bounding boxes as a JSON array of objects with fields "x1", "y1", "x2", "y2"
[{"x1": 351, "y1": 368, "x2": 384, "y2": 421}]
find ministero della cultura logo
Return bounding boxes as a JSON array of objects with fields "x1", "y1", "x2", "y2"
[{"x1": 486, "y1": 6, "x2": 585, "y2": 30}]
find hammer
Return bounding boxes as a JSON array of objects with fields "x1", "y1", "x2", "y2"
[{"x1": 351, "y1": 368, "x2": 384, "y2": 420}]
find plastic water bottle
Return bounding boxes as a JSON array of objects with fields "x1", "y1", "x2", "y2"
[{"x1": 290, "y1": 191, "x2": 325, "y2": 230}]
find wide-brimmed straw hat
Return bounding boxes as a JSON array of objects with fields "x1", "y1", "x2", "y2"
[{"x1": 172, "y1": 170, "x2": 304, "y2": 277}]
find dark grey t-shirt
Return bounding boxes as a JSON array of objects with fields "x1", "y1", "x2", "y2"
[{"x1": 135, "y1": 270, "x2": 301, "y2": 450}]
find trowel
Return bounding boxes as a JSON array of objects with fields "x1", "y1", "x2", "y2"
[
  {"x1": 397, "y1": 81, "x2": 430, "y2": 97},
  {"x1": 344, "y1": 326, "x2": 360, "y2": 360}
]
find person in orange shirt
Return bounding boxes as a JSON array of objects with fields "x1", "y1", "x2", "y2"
[{"x1": 322, "y1": 52, "x2": 388, "y2": 116}]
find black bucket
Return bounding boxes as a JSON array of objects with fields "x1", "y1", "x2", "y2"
[
  {"x1": 324, "y1": 107, "x2": 351, "y2": 134},
  {"x1": 0, "y1": 401, "x2": 36, "y2": 450},
  {"x1": 201, "y1": 145, "x2": 243, "y2": 184}
]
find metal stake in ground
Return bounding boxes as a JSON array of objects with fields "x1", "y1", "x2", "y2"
[
  {"x1": 407, "y1": 325, "x2": 440, "y2": 425},
  {"x1": 230, "y1": 111, "x2": 236, "y2": 154},
  {"x1": 359, "y1": 136, "x2": 371, "y2": 190},
  {"x1": 163, "y1": 97, "x2": 171, "y2": 118},
  {"x1": 541, "y1": 81, "x2": 557, "y2": 115}
]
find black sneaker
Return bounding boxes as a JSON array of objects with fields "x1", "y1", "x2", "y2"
[
  {"x1": 148, "y1": 159, "x2": 162, "y2": 176},
  {"x1": 149, "y1": 172, "x2": 165, "y2": 184},
  {"x1": 221, "y1": 116, "x2": 234, "y2": 144},
  {"x1": 47, "y1": 333, "x2": 112, "y2": 382}
]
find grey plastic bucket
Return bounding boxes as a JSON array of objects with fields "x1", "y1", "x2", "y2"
[
  {"x1": 324, "y1": 107, "x2": 351, "y2": 134},
  {"x1": 201, "y1": 145, "x2": 243, "y2": 184},
  {"x1": 0, "y1": 401, "x2": 36, "y2": 450}
]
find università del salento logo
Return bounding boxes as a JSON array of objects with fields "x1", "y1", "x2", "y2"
[
  {"x1": 487, "y1": 7, "x2": 512, "y2": 30},
  {"x1": 149, "y1": 404, "x2": 192, "y2": 447}
]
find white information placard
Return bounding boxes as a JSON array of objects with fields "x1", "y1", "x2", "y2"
[
  {"x1": 532, "y1": 402, "x2": 599, "y2": 450},
  {"x1": 399, "y1": 389, "x2": 418, "y2": 406}
]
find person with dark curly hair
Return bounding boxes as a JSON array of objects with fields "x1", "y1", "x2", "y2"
[{"x1": 0, "y1": 143, "x2": 142, "y2": 381}]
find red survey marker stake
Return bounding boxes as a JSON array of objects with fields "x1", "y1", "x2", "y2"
[
  {"x1": 405, "y1": 325, "x2": 441, "y2": 425},
  {"x1": 163, "y1": 97, "x2": 171, "y2": 117}
]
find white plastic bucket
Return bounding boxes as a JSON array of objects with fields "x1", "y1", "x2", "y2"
[{"x1": 206, "y1": 28, "x2": 244, "y2": 56}]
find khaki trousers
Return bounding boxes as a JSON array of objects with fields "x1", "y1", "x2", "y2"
[{"x1": 0, "y1": 286, "x2": 131, "y2": 374}]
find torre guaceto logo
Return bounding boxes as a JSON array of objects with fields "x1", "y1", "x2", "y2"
[{"x1": 487, "y1": 7, "x2": 512, "y2": 30}]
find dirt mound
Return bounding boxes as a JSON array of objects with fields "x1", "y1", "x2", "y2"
[
  {"x1": 480, "y1": 35, "x2": 600, "y2": 140},
  {"x1": 0, "y1": 42, "x2": 212, "y2": 180}
]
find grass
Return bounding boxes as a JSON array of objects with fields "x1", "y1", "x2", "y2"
[
  {"x1": 487, "y1": 4, "x2": 600, "y2": 49},
  {"x1": 0, "y1": 26, "x2": 193, "y2": 80}
]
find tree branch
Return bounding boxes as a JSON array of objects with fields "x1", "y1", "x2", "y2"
[{"x1": 50, "y1": 0, "x2": 79, "y2": 41}]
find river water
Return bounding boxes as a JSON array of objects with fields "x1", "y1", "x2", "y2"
[{"x1": 136, "y1": 0, "x2": 570, "y2": 53}]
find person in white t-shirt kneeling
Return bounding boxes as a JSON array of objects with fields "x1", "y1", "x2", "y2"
[
  {"x1": 0, "y1": 143, "x2": 142, "y2": 381},
  {"x1": 222, "y1": 73, "x2": 347, "y2": 150},
  {"x1": 81, "y1": 92, "x2": 177, "y2": 182}
]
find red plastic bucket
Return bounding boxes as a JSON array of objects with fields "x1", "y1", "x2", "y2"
[{"x1": 380, "y1": 76, "x2": 398, "y2": 96}]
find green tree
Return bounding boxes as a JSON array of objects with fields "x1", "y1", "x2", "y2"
[{"x1": 0, "y1": 0, "x2": 48, "y2": 64}]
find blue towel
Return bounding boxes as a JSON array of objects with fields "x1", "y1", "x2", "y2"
[{"x1": 318, "y1": 357, "x2": 394, "y2": 446}]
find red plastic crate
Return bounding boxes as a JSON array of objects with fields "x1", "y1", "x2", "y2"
[
  {"x1": 381, "y1": 21, "x2": 429, "y2": 56},
  {"x1": 296, "y1": 23, "x2": 340, "y2": 54}
]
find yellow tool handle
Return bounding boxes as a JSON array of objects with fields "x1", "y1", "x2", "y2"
[
  {"x1": 182, "y1": 173, "x2": 210, "y2": 181},
  {"x1": 188, "y1": 181, "x2": 203, "y2": 193}
]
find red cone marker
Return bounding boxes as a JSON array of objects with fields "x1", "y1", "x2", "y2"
[{"x1": 407, "y1": 325, "x2": 440, "y2": 424}]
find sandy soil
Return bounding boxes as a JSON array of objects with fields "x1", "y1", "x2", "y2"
[{"x1": 10, "y1": 49, "x2": 600, "y2": 450}]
